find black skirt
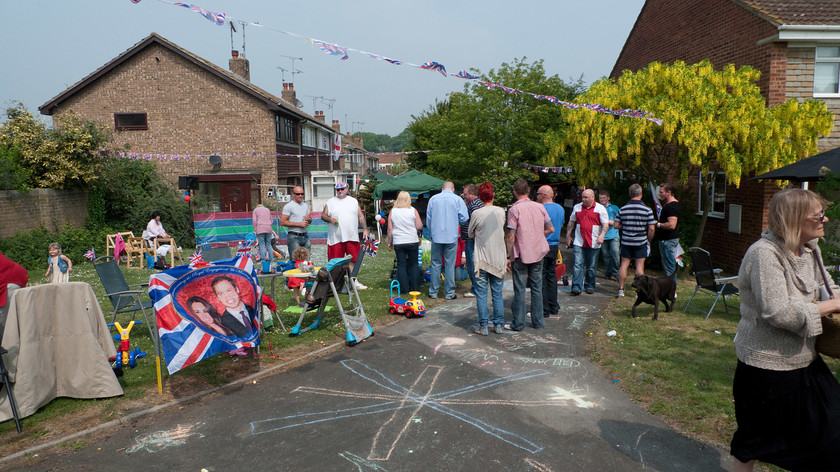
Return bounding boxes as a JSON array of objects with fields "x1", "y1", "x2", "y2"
[{"x1": 731, "y1": 356, "x2": 840, "y2": 471}]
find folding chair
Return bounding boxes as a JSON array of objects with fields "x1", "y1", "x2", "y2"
[
  {"x1": 106, "y1": 232, "x2": 135, "y2": 268},
  {"x1": 125, "y1": 236, "x2": 153, "y2": 269},
  {"x1": 201, "y1": 245, "x2": 233, "y2": 262},
  {"x1": 0, "y1": 345, "x2": 22, "y2": 432},
  {"x1": 683, "y1": 247, "x2": 739, "y2": 319},
  {"x1": 93, "y1": 256, "x2": 157, "y2": 336}
]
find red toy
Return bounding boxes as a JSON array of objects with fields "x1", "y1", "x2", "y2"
[{"x1": 389, "y1": 280, "x2": 425, "y2": 318}]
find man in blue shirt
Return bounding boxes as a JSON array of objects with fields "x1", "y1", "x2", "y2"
[
  {"x1": 598, "y1": 190, "x2": 620, "y2": 281},
  {"x1": 427, "y1": 181, "x2": 468, "y2": 300},
  {"x1": 537, "y1": 185, "x2": 564, "y2": 318}
]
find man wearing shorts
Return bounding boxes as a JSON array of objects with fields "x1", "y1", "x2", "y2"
[
  {"x1": 321, "y1": 181, "x2": 369, "y2": 289},
  {"x1": 613, "y1": 183, "x2": 657, "y2": 297}
]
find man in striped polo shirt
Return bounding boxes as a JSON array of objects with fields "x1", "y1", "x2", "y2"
[{"x1": 613, "y1": 183, "x2": 657, "y2": 297}]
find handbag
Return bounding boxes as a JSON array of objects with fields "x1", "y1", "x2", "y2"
[{"x1": 813, "y1": 252, "x2": 840, "y2": 358}]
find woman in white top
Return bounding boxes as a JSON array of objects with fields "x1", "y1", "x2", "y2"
[
  {"x1": 387, "y1": 191, "x2": 423, "y2": 293},
  {"x1": 143, "y1": 211, "x2": 170, "y2": 242}
]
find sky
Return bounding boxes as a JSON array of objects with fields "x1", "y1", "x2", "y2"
[{"x1": 0, "y1": 0, "x2": 645, "y2": 136}]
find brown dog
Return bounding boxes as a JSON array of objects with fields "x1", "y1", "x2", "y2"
[{"x1": 630, "y1": 274, "x2": 676, "y2": 320}]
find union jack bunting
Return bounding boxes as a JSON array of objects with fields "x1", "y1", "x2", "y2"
[
  {"x1": 361, "y1": 51, "x2": 402, "y2": 65},
  {"x1": 84, "y1": 248, "x2": 96, "y2": 260},
  {"x1": 130, "y1": 0, "x2": 142, "y2": 3},
  {"x1": 173, "y1": 3, "x2": 225, "y2": 26},
  {"x1": 314, "y1": 40, "x2": 349, "y2": 60},
  {"x1": 421, "y1": 61, "x2": 447, "y2": 77},
  {"x1": 148, "y1": 256, "x2": 261, "y2": 374},
  {"x1": 453, "y1": 70, "x2": 478, "y2": 80}
]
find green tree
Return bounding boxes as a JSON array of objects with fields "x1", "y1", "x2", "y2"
[
  {"x1": 0, "y1": 102, "x2": 113, "y2": 189},
  {"x1": 549, "y1": 60, "x2": 833, "y2": 246},
  {"x1": 0, "y1": 143, "x2": 31, "y2": 192},
  {"x1": 407, "y1": 58, "x2": 584, "y2": 185}
]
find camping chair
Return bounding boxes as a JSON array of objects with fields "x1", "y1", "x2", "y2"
[
  {"x1": 153, "y1": 237, "x2": 183, "y2": 268},
  {"x1": 0, "y1": 345, "x2": 22, "y2": 432},
  {"x1": 683, "y1": 247, "x2": 739, "y2": 319},
  {"x1": 106, "y1": 232, "x2": 135, "y2": 267},
  {"x1": 126, "y1": 236, "x2": 153, "y2": 269},
  {"x1": 93, "y1": 256, "x2": 157, "y2": 343},
  {"x1": 201, "y1": 245, "x2": 233, "y2": 262}
]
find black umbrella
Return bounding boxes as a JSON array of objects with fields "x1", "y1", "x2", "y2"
[{"x1": 752, "y1": 146, "x2": 840, "y2": 182}]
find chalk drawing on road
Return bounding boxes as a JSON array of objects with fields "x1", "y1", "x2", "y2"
[
  {"x1": 250, "y1": 359, "x2": 560, "y2": 457},
  {"x1": 339, "y1": 451, "x2": 391, "y2": 471},
  {"x1": 125, "y1": 422, "x2": 205, "y2": 454},
  {"x1": 556, "y1": 304, "x2": 595, "y2": 313},
  {"x1": 517, "y1": 357, "x2": 580, "y2": 369},
  {"x1": 492, "y1": 331, "x2": 569, "y2": 352},
  {"x1": 524, "y1": 457, "x2": 555, "y2": 471},
  {"x1": 433, "y1": 336, "x2": 466, "y2": 355},
  {"x1": 547, "y1": 386, "x2": 596, "y2": 409},
  {"x1": 566, "y1": 314, "x2": 589, "y2": 331}
]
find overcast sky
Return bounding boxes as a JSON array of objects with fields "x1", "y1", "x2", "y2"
[{"x1": 1, "y1": 0, "x2": 645, "y2": 136}]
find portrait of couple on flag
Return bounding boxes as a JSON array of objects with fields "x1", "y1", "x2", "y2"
[{"x1": 149, "y1": 256, "x2": 261, "y2": 374}]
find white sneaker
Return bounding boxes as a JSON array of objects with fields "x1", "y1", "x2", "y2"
[
  {"x1": 617, "y1": 289, "x2": 625, "y2": 297},
  {"x1": 464, "y1": 292, "x2": 476, "y2": 298},
  {"x1": 353, "y1": 279, "x2": 368, "y2": 290}
]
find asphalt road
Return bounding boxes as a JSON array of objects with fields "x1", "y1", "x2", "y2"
[{"x1": 3, "y1": 278, "x2": 734, "y2": 471}]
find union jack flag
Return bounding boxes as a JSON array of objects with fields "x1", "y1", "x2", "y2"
[
  {"x1": 130, "y1": 0, "x2": 142, "y2": 3},
  {"x1": 363, "y1": 235, "x2": 379, "y2": 258},
  {"x1": 84, "y1": 248, "x2": 95, "y2": 260},
  {"x1": 189, "y1": 250, "x2": 204, "y2": 265},
  {"x1": 421, "y1": 61, "x2": 447, "y2": 77},
  {"x1": 454, "y1": 70, "x2": 478, "y2": 80},
  {"x1": 174, "y1": 3, "x2": 225, "y2": 26},
  {"x1": 149, "y1": 256, "x2": 261, "y2": 374},
  {"x1": 314, "y1": 40, "x2": 349, "y2": 60},
  {"x1": 361, "y1": 51, "x2": 402, "y2": 65}
]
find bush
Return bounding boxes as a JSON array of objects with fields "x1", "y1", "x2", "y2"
[{"x1": 0, "y1": 225, "x2": 112, "y2": 271}]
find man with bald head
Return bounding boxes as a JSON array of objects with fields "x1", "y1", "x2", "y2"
[
  {"x1": 280, "y1": 185, "x2": 312, "y2": 256},
  {"x1": 566, "y1": 188, "x2": 609, "y2": 295},
  {"x1": 427, "y1": 181, "x2": 468, "y2": 300},
  {"x1": 537, "y1": 185, "x2": 564, "y2": 317}
]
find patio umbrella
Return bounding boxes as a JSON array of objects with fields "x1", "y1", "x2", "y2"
[{"x1": 752, "y1": 146, "x2": 840, "y2": 182}]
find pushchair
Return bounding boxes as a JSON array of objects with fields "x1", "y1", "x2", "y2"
[{"x1": 288, "y1": 256, "x2": 373, "y2": 346}]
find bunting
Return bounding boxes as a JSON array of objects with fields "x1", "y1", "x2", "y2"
[
  {"x1": 313, "y1": 39, "x2": 349, "y2": 60},
  {"x1": 173, "y1": 2, "x2": 225, "y2": 26},
  {"x1": 521, "y1": 163, "x2": 574, "y2": 174}
]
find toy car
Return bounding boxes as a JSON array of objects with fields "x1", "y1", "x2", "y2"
[{"x1": 389, "y1": 280, "x2": 426, "y2": 318}]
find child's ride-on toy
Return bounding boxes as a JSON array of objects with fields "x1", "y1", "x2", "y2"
[{"x1": 389, "y1": 280, "x2": 426, "y2": 318}]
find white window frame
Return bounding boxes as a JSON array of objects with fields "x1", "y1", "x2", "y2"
[
  {"x1": 814, "y1": 45, "x2": 840, "y2": 97},
  {"x1": 697, "y1": 171, "x2": 726, "y2": 219},
  {"x1": 318, "y1": 131, "x2": 330, "y2": 151},
  {"x1": 302, "y1": 126, "x2": 316, "y2": 148}
]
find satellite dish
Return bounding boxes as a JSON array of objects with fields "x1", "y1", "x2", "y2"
[{"x1": 209, "y1": 154, "x2": 222, "y2": 171}]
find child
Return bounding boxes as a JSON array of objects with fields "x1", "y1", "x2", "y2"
[
  {"x1": 288, "y1": 246, "x2": 310, "y2": 306},
  {"x1": 45, "y1": 242, "x2": 72, "y2": 283}
]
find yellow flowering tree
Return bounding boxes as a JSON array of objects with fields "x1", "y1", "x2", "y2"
[{"x1": 547, "y1": 60, "x2": 833, "y2": 246}]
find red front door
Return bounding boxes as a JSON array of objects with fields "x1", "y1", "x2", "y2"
[{"x1": 220, "y1": 181, "x2": 250, "y2": 212}]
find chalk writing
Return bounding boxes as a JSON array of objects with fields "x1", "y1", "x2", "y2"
[
  {"x1": 250, "y1": 359, "x2": 558, "y2": 455},
  {"x1": 339, "y1": 451, "x2": 391, "y2": 471},
  {"x1": 556, "y1": 304, "x2": 594, "y2": 313},
  {"x1": 547, "y1": 386, "x2": 596, "y2": 408},
  {"x1": 517, "y1": 357, "x2": 580, "y2": 369},
  {"x1": 524, "y1": 457, "x2": 555, "y2": 471},
  {"x1": 566, "y1": 314, "x2": 589, "y2": 331},
  {"x1": 493, "y1": 332, "x2": 569, "y2": 352},
  {"x1": 126, "y1": 423, "x2": 204, "y2": 454}
]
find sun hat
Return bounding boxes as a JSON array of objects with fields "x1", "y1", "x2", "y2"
[{"x1": 335, "y1": 181, "x2": 348, "y2": 190}]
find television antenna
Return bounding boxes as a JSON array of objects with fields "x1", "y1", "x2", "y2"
[
  {"x1": 229, "y1": 21, "x2": 248, "y2": 56},
  {"x1": 278, "y1": 54, "x2": 303, "y2": 82}
]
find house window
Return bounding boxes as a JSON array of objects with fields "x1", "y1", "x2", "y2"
[
  {"x1": 275, "y1": 114, "x2": 297, "y2": 143},
  {"x1": 302, "y1": 126, "x2": 316, "y2": 148},
  {"x1": 698, "y1": 171, "x2": 726, "y2": 218},
  {"x1": 318, "y1": 131, "x2": 330, "y2": 151},
  {"x1": 114, "y1": 113, "x2": 147, "y2": 130},
  {"x1": 815, "y1": 46, "x2": 840, "y2": 95}
]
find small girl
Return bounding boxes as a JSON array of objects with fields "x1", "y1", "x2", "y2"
[
  {"x1": 45, "y1": 242, "x2": 72, "y2": 283},
  {"x1": 287, "y1": 246, "x2": 310, "y2": 306}
]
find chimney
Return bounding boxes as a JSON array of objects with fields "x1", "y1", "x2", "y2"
[
  {"x1": 229, "y1": 50, "x2": 250, "y2": 81},
  {"x1": 314, "y1": 110, "x2": 326, "y2": 123},
  {"x1": 282, "y1": 82, "x2": 297, "y2": 106},
  {"x1": 331, "y1": 120, "x2": 340, "y2": 133}
]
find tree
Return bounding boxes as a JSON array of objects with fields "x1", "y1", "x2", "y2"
[
  {"x1": 0, "y1": 102, "x2": 113, "y2": 189},
  {"x1": 548, "y1": 60, "x2": 833, "y2": 246},
  {"x1": 407, "y1": 58, "x2": 585, "y2": 186}
]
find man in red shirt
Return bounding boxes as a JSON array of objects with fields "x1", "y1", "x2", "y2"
[{"x1": 566, "y1": 189, "x2": 609, "y2": 295}]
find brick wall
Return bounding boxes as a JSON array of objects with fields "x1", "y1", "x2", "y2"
[
  {"x1": 0, "y1": 189, "x2": 88, "y2": 239},
  {"x1": 50, "y1": 43, "x2": 279, "y2": 200},
  {"x1": 787, "y1": 47, "x2": 840, "y2": 150}
]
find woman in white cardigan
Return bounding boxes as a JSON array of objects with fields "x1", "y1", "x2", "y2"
[
  {"x1": 468, "y1": 182, "x2": 507, "y2": 336},
  {"x1": 732, "y1": 188, "x2": 840, "y2": 472}
]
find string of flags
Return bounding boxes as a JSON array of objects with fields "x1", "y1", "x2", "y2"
[
  {"x1": 521, "y1": 163, "x2": 575, "y2": 174},
  {"x1": 131, "y1": 0, "x2": 663, "y2": 126},
  {"x1": 114, "y1": 149, "x2": 436, "y2": 161}
]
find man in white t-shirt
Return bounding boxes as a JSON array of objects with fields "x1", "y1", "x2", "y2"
[
  {"x1": 280, "y1": 185, "x2": 312, "y2": 256},
  {"x1": 321, "y1": 181, "x2": 369, "y2": 289}
]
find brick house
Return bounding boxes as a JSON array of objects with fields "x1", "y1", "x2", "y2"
[
  {"x1": 611, "y1": 0, "x2": 840, "y2": 271},
  {"x1": 39, "y1": 33, "x2": 375, "y2": 212}
]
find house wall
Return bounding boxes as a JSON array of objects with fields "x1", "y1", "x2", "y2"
[
  {"x1": 786, "y1": 47, "x2": 840, "y2": 150},
  {"x1": 50, "y1": 43, "x2": 278, "y2": 199},
  {"x1": 0, "y1": 189, "x2": 88, "y2": 239}
]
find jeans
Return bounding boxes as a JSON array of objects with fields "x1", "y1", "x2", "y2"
[
  {"x1": 572, "y1": 245, "x2": 599, "y2": 292},
  {"x1": 394, "y1": 243, "x2": 421, "y2": 293},
  {"x1": 511, "y1": 258, "x2": 544, "y2": 330},
  {"x1": 256, "y1": 232, "x2": 273, "y2": 262},
  {"x1": 542, "y1": 246, "x2": 559, "y2": 316},
  {"x1": 286, "y1": 232, "x2": 310, "y2": 257},
  {"x1": 430, "y1": 241, "x2": 457, "y2": 298},
  {"x1": 659, "y1": 238, "x2": 679, "y2": 282},
  {"x1": 464, "y1": 239, "x2": 477, "y2": 294},
  {"x1": 474, "y1": 270, "x2": 504, "y2": 328},
  {"x1": 600, "y1": 237, "x2": 620, "y2": 278}
]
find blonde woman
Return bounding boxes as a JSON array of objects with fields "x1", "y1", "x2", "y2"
[
  {"x1": 731, "y1": 188, "x2": 840, "y2": 471},
  {"x1": 387, "y1": 191, "x2": 423, "y2": 294}
]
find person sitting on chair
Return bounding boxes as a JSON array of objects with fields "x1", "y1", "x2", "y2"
[
  {"x1": 142, "y1": 211, "x2": 170, "y2": 244},
  {"x1": 211, "y1": 275, "x2": 256, "y2": 338}
]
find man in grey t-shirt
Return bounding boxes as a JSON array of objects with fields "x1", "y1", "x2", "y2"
[{"x1": 281, "y1": 186, "x2": 312, "y2": 256}]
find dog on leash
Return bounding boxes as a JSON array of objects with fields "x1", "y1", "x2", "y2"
[{"x1": 630, "y1": 274, "x2": 676, "y2": 320}]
